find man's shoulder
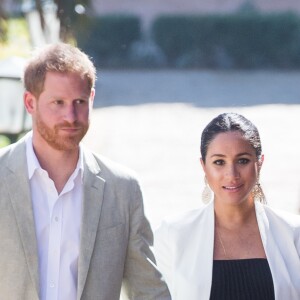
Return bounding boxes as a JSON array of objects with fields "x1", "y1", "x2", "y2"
[
  {"x1": 82, "y1": 146, "x2": 139, "y2": 182},
  {"x1": 0, "y1": 140, "x2": 26, "y2": 179},
  {"x1": 0, "y1": 140, "x2": 24, "y2": 163},
  {"x1": 0, "y1": 142, "x2": 15, "y2": 157}
]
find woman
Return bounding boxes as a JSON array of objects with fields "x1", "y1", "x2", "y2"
[{"x1": 154, "y1": 113, "x2": 300, "y2": 299}]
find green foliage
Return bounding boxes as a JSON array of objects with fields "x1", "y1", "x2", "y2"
[
  {"x1": 0, "y1": 135, "x2": 10, "y2": 148},
  {"x1": 151, "y1": 13, "x2": 300, "y2": 68},
  {"x1": 76, "y1": 15, "x2": 141, "y2": 67},
  {"x1": 0, "y1": 17, "x2": 8, "y2": 43},
  {"x1": 0, "y1": 17, "x2": 30, "y2": 59}
]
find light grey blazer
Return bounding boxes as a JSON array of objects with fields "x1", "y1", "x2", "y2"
[{"x1": 0, "y1": 138, "x2": 170, "y2": 300}]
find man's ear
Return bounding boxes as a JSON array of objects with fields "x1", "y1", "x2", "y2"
[
  {"x1": 24, "y1": 91, "x2": 36, "y2": 115},
  {"x1": 90, "y1": 88, "x2": 95, "y2": 107}
]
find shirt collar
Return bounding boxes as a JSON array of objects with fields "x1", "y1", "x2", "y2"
[{"x1": 25, "y1": 131, "x2": 84, "y2": 180}]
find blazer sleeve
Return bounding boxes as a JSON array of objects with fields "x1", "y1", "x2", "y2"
[
  {"x1": 121, "y1": 179, "x2": 171, "y2": 300},
  {"x1": 153, "y1": 222, "x2": 173, "y2": 295}
]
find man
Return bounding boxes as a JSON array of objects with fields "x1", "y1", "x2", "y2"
[{"x1": 0, "y1": 43, "x2": 170, "y2": 300}]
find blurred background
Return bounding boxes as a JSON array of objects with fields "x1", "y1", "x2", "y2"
[{"x1": 1, "y1": 0, "x2": 300, "y2": 228}]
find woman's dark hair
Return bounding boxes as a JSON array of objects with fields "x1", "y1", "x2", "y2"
[{"x1": 201, "y1": 113, "x2": 262, "y2": 163}]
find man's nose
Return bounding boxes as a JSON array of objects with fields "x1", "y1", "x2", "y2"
[{"x1": 63, "y1": 104, "x2": 77, "y2": 123}]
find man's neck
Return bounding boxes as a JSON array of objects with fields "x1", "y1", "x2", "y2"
[{"x1": 32, "y1": 140, "x2": 80, "y2": 194}]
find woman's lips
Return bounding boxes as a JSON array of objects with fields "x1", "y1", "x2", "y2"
[{"x1": 222, "y1": 184, "x2": 243, "y2": 191}]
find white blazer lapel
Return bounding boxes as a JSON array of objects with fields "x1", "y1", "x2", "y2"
[
  {"x1": 174, "y1": 202, "x2": 215, "y2": 300},
  {"x1": 256, "y1": 202, "x2": 300, "y2": 299}
]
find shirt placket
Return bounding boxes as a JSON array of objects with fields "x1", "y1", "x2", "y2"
[{"x1": 46, "y1": 195, "x2": 63, "y2": 300}]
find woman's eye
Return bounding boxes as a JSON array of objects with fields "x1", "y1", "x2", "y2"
[
  {"x1": 213, "y1": 160, "x2": 224, "y2": 166},
  {"x1": 238, "y1": 158, "x2": 250, "y2": 164}
]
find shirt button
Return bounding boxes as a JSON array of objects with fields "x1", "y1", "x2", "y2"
[
  {"x1": 50, "y1": 283, "x2": 55, "y2": 288},
  {"x1": 54, "y1": 216, "x2": 59, "y2": 222}
]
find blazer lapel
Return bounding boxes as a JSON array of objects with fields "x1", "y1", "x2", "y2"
[
  {"x1": 198, "y1": 202, "x2": 215, "y2": 299},
  {"x1": 4, "y1": 140, "x2": 39, "y2": 297},
  {"x1": 175, "y1": 201, "x2": 215, "y2": 300},
  {"x1": 77, "y1": 149, "x2": 105, "y2": 300},
  {"x1": 255, "y1": 202, "x2": 300, "y2": 299}
]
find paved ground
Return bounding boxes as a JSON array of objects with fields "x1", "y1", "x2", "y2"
[{"x1": 84, "y1": 70, "x2": 300, "y2": 229}]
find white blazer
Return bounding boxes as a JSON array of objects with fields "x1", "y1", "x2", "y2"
[{"x1": 154, "y1": 201, "x2": 300, "y2": 300}]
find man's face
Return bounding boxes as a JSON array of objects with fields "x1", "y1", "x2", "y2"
[{"x1": 25, "y1": 71, "x2": 94, "y2": 151}]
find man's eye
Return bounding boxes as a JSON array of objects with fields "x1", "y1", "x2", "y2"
[
  {"x1": 238, "y1": 158, "x2": 250, "y2": 164},
  {"x1": 54, "y1": 100, "x2": 64, "y2": 105},
  {"x1": 75, "y1": 99, "x2": 85, "y2": 104},
  {"x1": 213, "y1": 160, "x2": 224, "y2": 166}
]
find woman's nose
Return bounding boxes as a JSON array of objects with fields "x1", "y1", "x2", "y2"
[{"x1": 226, "y1": 165, "x2": 240, "y2": 179}]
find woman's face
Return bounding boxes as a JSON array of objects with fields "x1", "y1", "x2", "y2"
[{"x1": 201, "y1": 131, "x2": 262, "y2": 207}]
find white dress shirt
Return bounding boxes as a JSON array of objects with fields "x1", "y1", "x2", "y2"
[{"x1": 25, "y1": 133, "x2": 83, "y2": 300}]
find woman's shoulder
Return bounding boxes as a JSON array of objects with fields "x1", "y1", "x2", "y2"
[
  {"x1": 156, "y1": 201, "x2": 213, "y2": 235},
  {"x1": 258, "y1": 202, "x2": 300, "y2": 229}
]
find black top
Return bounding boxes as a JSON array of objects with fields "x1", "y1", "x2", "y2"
[{"x1": 210, "y1": 258, "x2": 275, "y2": 300}]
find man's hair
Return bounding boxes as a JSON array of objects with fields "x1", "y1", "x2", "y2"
[{"x1": 23, "y1": 43, "x2": 96, "y2": 97}]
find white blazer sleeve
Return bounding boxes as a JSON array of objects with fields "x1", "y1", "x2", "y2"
[{"x1": 154, "y1": 222, "x2": 174, "y2": 294}]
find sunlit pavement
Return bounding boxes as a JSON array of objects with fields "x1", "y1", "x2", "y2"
[{"x1": 84, "y1": 70, "x2": 300, "y2": 229}]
